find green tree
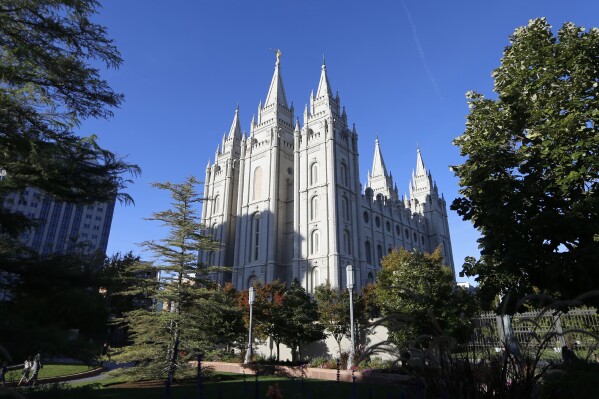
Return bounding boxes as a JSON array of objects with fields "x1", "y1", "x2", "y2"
[
  {"x1": 278, "y1": 280, "x2": 325, "y2": 362},
  {"x1": 0, "y1": 0, "x2": 139, "y2": 236},
  {"x1": 0, "y1": 252, "x2": 108, "y2": 362},
  {"x1": 314, "y1": 281, "x2": 368, "y2": 358},
  {"x1": 239, "y1": 280, "x2": 287, "y2": 361},
  {"x1": 375, "y1": 248, "x2": 478, "y2": 349},
  {"x1": 112, "y1": 177, "x2": 222, "y2": 394},
  {"x1": 451, "y1": 19, "x2": 599, "y2": 311}
]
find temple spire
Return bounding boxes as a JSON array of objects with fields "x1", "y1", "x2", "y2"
[
  {"x1": 316, "y1": 56, "x2": 332, "y2": 99},
  {"x1": 415, "y1": 146, "x2": 427, "y2": 176},
  {"x1": 227, "y1": 106, "x2": 242, "y2": 140},
  {"x1": 264, "y1": 49, "x2": 288, "y2": 108},
  {"x1": 371, "y1": 136, "x2": 388, "y2": 177}
]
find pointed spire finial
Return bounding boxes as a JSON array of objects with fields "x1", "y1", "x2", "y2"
[{"x1": 274, "y1": 48, "x2": 282, "y2": 66}]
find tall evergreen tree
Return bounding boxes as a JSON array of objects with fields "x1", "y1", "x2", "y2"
[
  {"x1": 112, "y1": 177, "x2": 222, "y2": 393},
  {"x1": 0, "y1": 0, "x2": 139, "y2": 236}
]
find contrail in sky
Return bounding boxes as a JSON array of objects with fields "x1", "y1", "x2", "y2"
[{"x1": 400, "y1": 0, "x2": 444, "y2": 102}]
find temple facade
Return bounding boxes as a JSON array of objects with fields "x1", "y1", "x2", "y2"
[{"x1": 200, "y1": 54, "x2": 454, "y2": 292}]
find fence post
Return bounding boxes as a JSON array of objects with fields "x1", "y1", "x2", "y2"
[{"x1": 554, "y1": 313, "x2": 566, "y2": 348}]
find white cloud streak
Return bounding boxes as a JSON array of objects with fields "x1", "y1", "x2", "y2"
[{"x1": 400, "y1": 0, "x2": 444, "y2": 102}]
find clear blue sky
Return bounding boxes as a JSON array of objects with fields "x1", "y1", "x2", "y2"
[{"x1": 81, "y1": 0, "x2": 598, "y2": 283}]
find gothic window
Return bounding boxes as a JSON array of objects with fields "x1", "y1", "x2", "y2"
[
  {"x1": 310, "y1": 229, "x2": 320, "y2": 254},
  {"x1": 386, "y1": 221, "x2": 391, "y2": 232},
  {"x1": 252, "y1": 167, "x2": 263, "y2": 200},
  {"x1": 388, "y1": 247, "x2": 392, "y2": 254},
  {"x1": 310, "y1": 162, "x2": 319, "y2": 186},
  {"x1": 363, "y1": 211, "x2": 369, "y2": 223},
  {"x1": 310, "y1": 196, "x2": 319, "y2": 220},
  {"x1": 213, "y1": 195, "x2": 220, "y2": 214},
  {"x1": 368, "y1": 272, "x2": 374, "y2": 284},
  {"x1": 250, "y1": 213, "x2": 261, "y2": 261},
  {"x1": 212, "y1": 223, "x2": 218, "y2": 239},
  {"x1": 365, "y1": 241, "x2": 372, "y2": 264},
  {"x1": 377, "y1": 244, "x2": 383, "y2": 264},
  {"x1": 421, "y1": 235, "x2": 425, "y2": 245},
  {"x1": 340, "y1": 161, "x2": 348, "y2": 186},
  {"x1": 375, "y1": 216, "x2": 381, "y2": 228},
  {"x1": 405, "y1": 228, "x2": 409, "y2": 239},
  {"x1": 343, "y1": 230, "x2": 352, "y2": 255},
  {"x1": 341, "y1": 196, "x2": 349, "y2": 221},
  {"x1": 311, "y1": 267, "x2": 320, "y2": 292},
  {"x1": 413, "y1": 232, "x2": 418, "y2": 242}
]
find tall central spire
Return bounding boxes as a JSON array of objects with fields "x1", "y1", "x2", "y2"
[
  {"x1": 371, "y1": 137, "x2": 388, "y2": 177},
  {"x1": 316, "y1": 57, "x2": 332, "y2": 99},
  {"x1": 264, "y1": 49, "x2": 288, "y2": 108}
]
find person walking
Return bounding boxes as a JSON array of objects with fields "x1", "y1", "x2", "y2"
[
  {"x1": 17, "y1": 357, "x2": 31, "y2": 386},
  {"x1": 27, "y1": 354, "x2": 42, "y2": 386}
]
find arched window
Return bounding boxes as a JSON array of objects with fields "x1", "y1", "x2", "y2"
[
  {"x1": 311, "y1": 267, "x2": 320, "y2": 292},
  {"x1": 310, "y1": 196, "x2": 319, "y2": 220},
  {"x1": 343, "y1": 230, "x2": 352, "y2": 255},
  {"x1": 375, "y1": 216, "x2": 381, "y2": 228},
  {"x1": 377, "y1": 245, "x2": 383, "y2": 264},
  {"x1": 368, "y1": 272, "x2": 374, "y2": 284},
  {"x1": 405, "y1": 228, "x2": 409, "y2": 239},
  {"x1": 340, "y1": 162, "x2": 348, "y2": 186},
  {"x1": 212, "y1": 223, "x2": 218, "y2": 239},
  {"x1": 311, "y1": 230, "x2": 320, "y2": 254},
  {"x1": 365, "y1": 241, "x2": 372, "y2": 264},
  {"x1": 310, "y1": 162, "x2": 319, "y2": 186},
  {"x1": 250, "y1": 213, "x2": 261, "y2": 261},
  {"x1": 341, "y1": 196, "x2": 349, "y2": 221},
  {"x1": 252, "y1": 167, "x2": 263, "y2": 200},
  {"x1": 213, "y1": 195, "x2": 220, "y2": 214}
]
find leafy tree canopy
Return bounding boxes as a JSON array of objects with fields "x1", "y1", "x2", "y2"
[
  {"x1": 0, "y1": 0, "x2": 139, "y2": 235},
  {"x1": 451, "y1": 18, "x2": 599, "y2": 311},
  {"x1": 375, "y1": 248, "x2": 478, "y2": 349}
]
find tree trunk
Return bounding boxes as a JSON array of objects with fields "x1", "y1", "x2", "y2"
[{"x1": 165, "y1": 329, "x2": 180, "y2": 399}]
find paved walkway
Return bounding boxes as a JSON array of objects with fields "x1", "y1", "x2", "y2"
[{"x1": 66, "y1": 361, "x2": 135, "y2": 384}]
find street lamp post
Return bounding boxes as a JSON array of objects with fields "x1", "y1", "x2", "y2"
[
  {"x1": 346, "y1": 265, "x2": 355, "y2": 370},
  {"x1": 244, "y1": 287, "x2": 255, "y2": 365}
]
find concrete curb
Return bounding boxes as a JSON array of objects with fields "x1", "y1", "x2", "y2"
[{"x1": 198, "y1": 361, "x2": 413, "y2": 385}]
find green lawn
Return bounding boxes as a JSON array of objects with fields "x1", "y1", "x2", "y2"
[
  {"x1": 6, "y1": 363, "x2": 92, "y2": 383},
  {"x1": 23, "y1": 372, "x2": 421, "y2": 399}
]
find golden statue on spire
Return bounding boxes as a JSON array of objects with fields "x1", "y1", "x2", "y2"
[{"x1": 274, "y1": 48, "x2": 281, "y2": 63}]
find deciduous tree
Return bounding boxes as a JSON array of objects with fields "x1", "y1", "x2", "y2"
[
  {"x1": 451, "y1": 19, "x2": 599, "y2": 311},
  {"x1": 375, "y1": 248, "x2": 478, "y2": 349}
]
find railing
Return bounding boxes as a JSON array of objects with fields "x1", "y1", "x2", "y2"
[{"x1": 470, "y1": 308, "x2": 599, "y2": 350}]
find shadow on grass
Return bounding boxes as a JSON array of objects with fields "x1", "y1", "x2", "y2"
[{"x1": 18, "y1": 374, "x2": 420, "y2": 399}]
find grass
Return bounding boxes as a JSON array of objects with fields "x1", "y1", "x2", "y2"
[
  {"x1": 5, "y1": 363, "x2": 92, "y2": 383},
  {"x1": 21, "y1": 372, "x2": 422, "y2": 399}
]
